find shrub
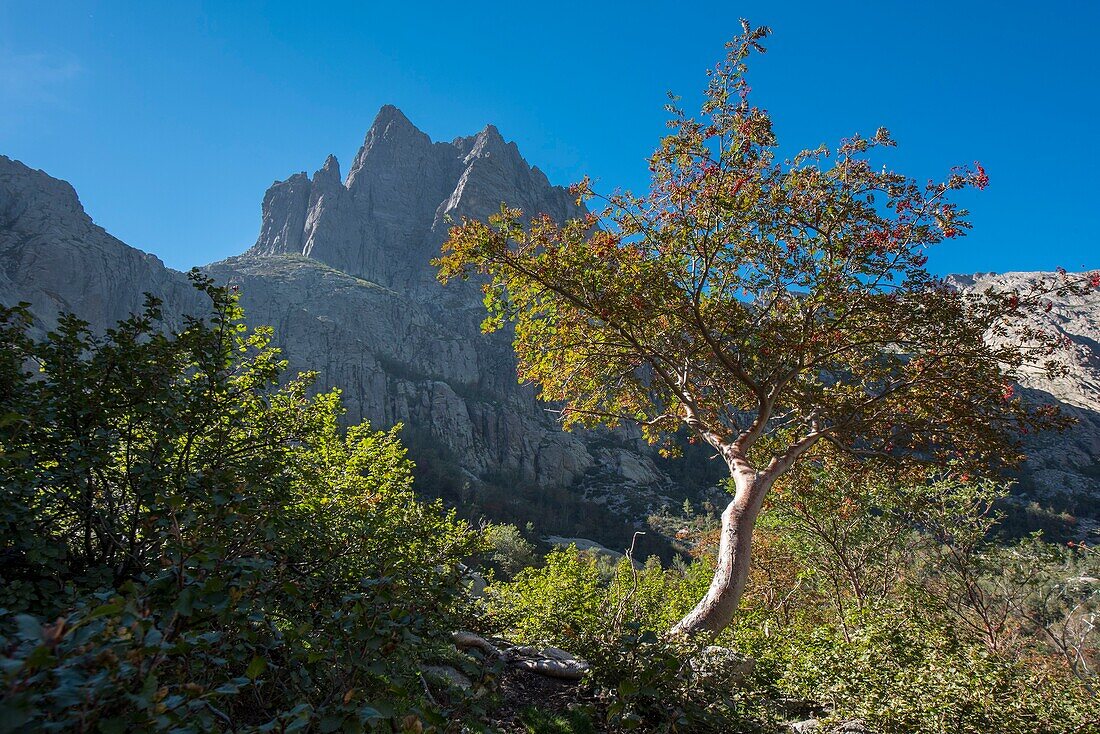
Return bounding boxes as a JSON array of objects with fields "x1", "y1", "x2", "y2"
[
  {"x1": 0, "y1": 276, "x2": 484, "y2": 732},
  {"x1": 484, "y1": 547, "x2": 767, "y2": 732},
  {"x1": 486, "y1": 463, "x2": 1099, "y2": 733},
  {"x1": 730, "y1": 462, "x2": 1099, "y2": 733},
  {"x1": 481, "y1": 523, "x2": 539, "y2": 579}
]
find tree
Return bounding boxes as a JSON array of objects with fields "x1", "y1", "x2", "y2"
[{"x1": 435, "y1": 22, "x2": 1096, "y2": 636}]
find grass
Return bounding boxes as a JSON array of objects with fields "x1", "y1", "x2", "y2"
[{"x1": 519, "y1": 706, "x2": 598, "y2": 734}]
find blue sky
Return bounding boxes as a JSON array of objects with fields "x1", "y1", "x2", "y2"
[{"x1": 1, "y1": 1, "x2": 1097, "y2": 274}]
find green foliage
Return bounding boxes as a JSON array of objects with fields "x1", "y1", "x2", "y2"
[
  {"x1": 751, "y1": 607, "x2": 1091, "y2": 734},
  {"x1": 730, "y1": 463, "x2": 1099, "y2": 733},
  {"x1": 481, "y1": 523, "x2": 539, "y2": 579},
  {"x1": 486, "y1": 466, "x2": 1098, "y2": 733},
  {"x1": 484, "y1": 548, "x2": 766, "y2": 732},
  {"x1": 0, "y1": 275, "x2": 484, "y2": 732},
  {"x1": 519, "y1": 706, "x2": 597, "y2": 734},
  {"x1": 486, "y1": 548, "x2": 606, "y2": 646}
]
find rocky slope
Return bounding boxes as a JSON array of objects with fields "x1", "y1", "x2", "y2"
[
  {"x1": 948, "y1": 272, "x2": 1100, "y2": 533},
  {"x1": 204, "y1": 253, "x2": 600, "y2": 489},
  {"x1": 0, "y1": 156, "x2": 202, "y2": 334}
]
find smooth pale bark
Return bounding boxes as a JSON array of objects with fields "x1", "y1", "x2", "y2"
[{"x1": 671, "y1": 463, "x2": 773, "y2": 636}]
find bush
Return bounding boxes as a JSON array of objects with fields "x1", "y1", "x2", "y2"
[
  {"x1": 484, "y1": 547, "x2": 768, "y2": 732},
  {"x1": 0, "y1": 276, "x2": 484, "y2": 732},
  {"x1": 764, "y1": 606, "x2": 1095, "y2": 734},
  {"x1": 730, "y1": 461, "x2": 1098, "y2": 734},
  {"x1": 481, "y1": 523, "x2": 539, "y2": 579},
  {"x1": 485, "y1": 463, "x2": 1099, "y2": 734}
]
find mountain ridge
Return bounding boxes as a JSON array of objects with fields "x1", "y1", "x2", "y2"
[{"x1": 1, "y1": 106, "x2": 1097, "y2": 542}]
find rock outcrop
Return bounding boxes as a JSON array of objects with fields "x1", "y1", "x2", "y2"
[
  {"x1": 948, "y1": 272, "x2": 1100, "y2": 532},
  {"x1": 0, "y1": 113, "x2": 681, "y2": 551},
  {"x1": 0, "y1": 156, "x2": 202, "y2": 334}
]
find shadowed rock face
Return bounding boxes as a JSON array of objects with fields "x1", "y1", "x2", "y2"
[
  {"x1": 203, "y1": 253, "x2": 598, "y2": 488},
  {"x1": 0, "y1": 155, "x2": 202, "y2": 334},
  {"x1": 214, "y1": 106, "x2": 603, "y2": 489},
  {"x1": 1, "y1": 111, "x2": 1096, "y2": 536}
]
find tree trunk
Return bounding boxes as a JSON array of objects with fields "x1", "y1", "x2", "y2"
[{"x1": 671, "y1": 464, "x2": 771, "y2": 636}]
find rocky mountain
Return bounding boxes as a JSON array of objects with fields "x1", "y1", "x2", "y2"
[
  {"x1": 0, "y1": 111, "x2": 682, "y2": 552},
  {"x1": 244, "y1": 105, "x2": 579, "y2": 295},
  {"x1": 948, "y1": 272, "x2": 1100, "y2": 534},
  {"x1": 208, "y1": 105, "x2": 616, "y2": 492},
  {"x1": 1, "y1": 109, "x2": 1097, "y2": 543},
  {"x1": 0, "y1": 155, "x2": 201, "y2": 334}
]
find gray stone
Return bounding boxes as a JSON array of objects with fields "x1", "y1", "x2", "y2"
[
  {"x1": 948, "y1": 272, "x2": 1100, "y2": 534},
  {"x1": 690, "y1": 645, "x2": 755, "y2": 686},
  {"x1": 420, "y1": 664, "x2": 472, "y2": 690},
  {"x1": 0, "y1": 155, "x2": 204, "y2": 335}
]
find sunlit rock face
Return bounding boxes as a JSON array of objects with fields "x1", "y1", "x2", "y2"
[
  {"x1": 947, "y1": 272, "x2": 1100, "y2": 533},
  {"x1": 245, "y1": 105, "x2": 578, "y2": 295}
]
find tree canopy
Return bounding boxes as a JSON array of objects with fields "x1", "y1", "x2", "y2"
[{"x1": 436, "y1": 21, "x2": 1093, "y2": 634}]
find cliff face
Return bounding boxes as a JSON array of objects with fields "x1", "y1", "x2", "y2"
[
  {"x1": 0, "y1": 156, "x2": 201, "y2": 334},
  {"x1": 203, "y1": 253, "x2": 599, "y2": 488},
  {"x1": 211, "y1": 106, "x2": 609, "y2": 490},
  {"x1": 246, "y1": 105, "x2": 579, "y2": 295},
  {"x1": 948, "y1": 272, "x2": 1100, "y2": 532},
  {"x1": 0, "y1": 111, "x2": 666, "y2": 514}
]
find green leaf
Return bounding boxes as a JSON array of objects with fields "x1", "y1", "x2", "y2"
[
  {"x1": 319, "y1": 715, "x2": 344, "y2": 733},
  {"x1": 14, "y1": 614, "x2": 41, "y2": 641},
  {"x1": 245, "y1": 655, "x2": 267, "y2": 680},
  {"x1": 87, "y1": 600, "x2": 124, "y2": 620},
  {"x1": 0, "y1": 702, "x2": 30, "y2": 734},
  {"x1": 175, "y1": 587, "x2": 197, "y2": 617}
]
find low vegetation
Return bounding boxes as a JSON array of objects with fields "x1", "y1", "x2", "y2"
[
  {"x1": 485, "y1": 463, "x2": 1099, "y2": 732},
  {"x1": 0, "y1": 276, "x2": 1096, "y2": 734}
]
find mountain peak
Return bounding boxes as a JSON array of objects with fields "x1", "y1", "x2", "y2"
[
  {"x1": 250, "y1": 110, "x2": 583, "y2": 290},
  {"x1": 314, "y1": 154, "x2": 341, "y2": 186},
  {"x1": 365, "y1": 104, "x2": 423, "y2": 142},
  {"x1": 374, "y1": 103, "x2": 407, "y2": 123},
  {"x1": 346, "y1": 105, "x2": 434, "y2": 192},
  {"x1": 453, "y1": 122, "x2": 518, "y2": 166}
]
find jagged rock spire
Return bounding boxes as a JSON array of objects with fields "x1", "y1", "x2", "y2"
[{"x1": 246, "y1": 105, "x2": 582, "y2": 291}]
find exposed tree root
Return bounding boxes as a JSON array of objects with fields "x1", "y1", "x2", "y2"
[{"x1": 452, "y1": 631, "x2": 590, "y2": 681}]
